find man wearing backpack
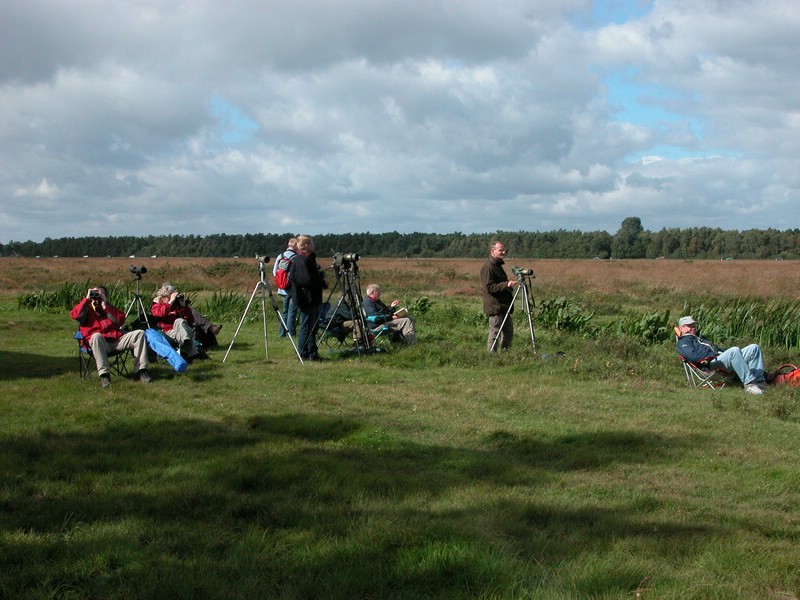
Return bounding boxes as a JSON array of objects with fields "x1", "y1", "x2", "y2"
[{"x1": 273, "y1": 237, "x2": 298, "y2": 337}]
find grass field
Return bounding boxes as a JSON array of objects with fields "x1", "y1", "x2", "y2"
[{"x1": 1, "y1": 258, "x2": 800, "y2": 599}]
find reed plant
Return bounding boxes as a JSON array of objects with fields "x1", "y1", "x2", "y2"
[{"x1": 684, "y1": 298, "x2": 800, "y2": 350}]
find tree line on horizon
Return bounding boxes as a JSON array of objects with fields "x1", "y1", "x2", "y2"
[{"x1": 3, "y1": 218, "x2": 799, "y2": 260}]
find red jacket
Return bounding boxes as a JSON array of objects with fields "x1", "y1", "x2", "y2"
[
  {"x1": 151, "y1": 301, "x2": 194, "y2": 332},
  {"x1": 70, "y1": 298, "x2": 126, "y2": 344}
]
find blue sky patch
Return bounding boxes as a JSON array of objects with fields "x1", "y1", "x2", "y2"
[{"x1": 209, "y1": 96, "x2": 259, "y2": 145}]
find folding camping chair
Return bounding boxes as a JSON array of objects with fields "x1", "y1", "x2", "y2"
[
  {"x1": 74, "y1": 331, "x2": 132, "y2": 379},
  {"x1": 317, "y1": 302, "x2": 352, "y2": 348},
  {"x1": 366, "y1": 315, "x2": 403, "y2": 346},
  {"x1": 679, "y1": 355, "x2": 730, "y2": 389}
]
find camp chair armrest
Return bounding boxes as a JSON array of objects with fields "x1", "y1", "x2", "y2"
[{"x1": 692, "y1": 357, "x2": 715, "y2": 368}]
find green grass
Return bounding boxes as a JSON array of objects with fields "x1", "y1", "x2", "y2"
[{"x1": 2, "y1": 297, "x2": 800, "y2": 599}]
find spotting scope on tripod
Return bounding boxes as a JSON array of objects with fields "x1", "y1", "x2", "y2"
[
  {"x1": 319, "y1": 251, "x2": 377, "y2": 356},
  {"x1": 125, "y1": 264, "x2": 151, "y2": 327},
  {"x1": 223, "y1": 254, "x2": 303, "y2": 364},
  {"x1": 490, "y1": 266, "x2": 538, "y2": 353}
]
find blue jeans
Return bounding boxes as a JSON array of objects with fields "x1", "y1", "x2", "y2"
[
  {"x1": 710, "y1": 344, "x2": 765, "y2": 385},
  {"x1": 297, "y1": 304, "x2": 321, "y2": 358},
  {"x1": 278, "y1": 293, "x2": 297, "y2": 337}
]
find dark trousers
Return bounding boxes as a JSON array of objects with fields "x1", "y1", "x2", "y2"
[{"x1": 297, "y1": 304, "x2": 321, "y2": 358}]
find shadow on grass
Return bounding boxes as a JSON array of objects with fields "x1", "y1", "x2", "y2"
[
  {"x1": 0, "y1": 414, "x2": 720, "y2": 598},
  {"x1": 0, "y1": 349, "x2": 226, "y2": 382},
  {"x1": 0, "y1": 350, "x2": 76, "y2": 379}
]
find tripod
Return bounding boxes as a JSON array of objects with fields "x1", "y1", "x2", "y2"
[
  {"x1": 223, "y1": 256, "x2": 303, "y2": 364},
  {"x1": 125, "y1": 268, "x2": 151, "y2": 328},
  {"x1": 490, "y1": 271, "x2": 537, "y2": 353},
  {"x1": 319, "y1": 256, "x2": 375, "y2": 356}
]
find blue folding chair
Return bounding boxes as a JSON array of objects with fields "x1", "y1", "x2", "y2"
[
  {"x1": 365, "y1": 315, "x2": 403, "y2": 346},
  {"x1": 74, "y1": 331, "x2": 132, "y2": 379}
]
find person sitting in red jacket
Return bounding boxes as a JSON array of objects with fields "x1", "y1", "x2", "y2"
[
  {"x1": 151, "y1": 283, "x2": 204, "y2": 361},
  {"x1": 70, "y1": 286, "x2": 151, "y2": 388}
]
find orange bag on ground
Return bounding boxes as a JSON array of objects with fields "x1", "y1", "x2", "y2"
[{"x1": 767, "y1": 364, "x2": 800, "y2": 386}]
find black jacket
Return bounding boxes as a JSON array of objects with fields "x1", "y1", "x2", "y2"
[
  {"x1": 480, "y1": 256, "x2": 514, "y2": 316},
  {"x1": 289, "y1": 252, "x2": 325, "y2": 310},
  {"x1": 363, "y1": 295, "x2": 392, "y2": 324},
  {"x1": 676, "y1": 333, "x2": 723, "y2": 364}
]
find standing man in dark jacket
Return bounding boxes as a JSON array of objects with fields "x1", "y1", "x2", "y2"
[
  {"x1": 480, "y1": 241, "x2": 518, "y2": 352},
  {"x1": 289, "y1": 235, "x2": 326, "y2": 360}
]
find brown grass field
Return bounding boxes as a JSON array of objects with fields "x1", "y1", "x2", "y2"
[{"x1": 1, "y1": 257, "x2": 797, "y2": 302}]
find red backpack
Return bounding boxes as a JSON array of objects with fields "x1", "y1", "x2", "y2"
[
  {"x1": 767, "y1": 364, "x2": 800, "y2": 387},
  {"x1": 274, "y1": 252, "x2": 293, "y2": 290}
]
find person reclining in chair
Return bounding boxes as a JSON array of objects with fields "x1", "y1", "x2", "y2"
[
  {"x1": 71, "y1": 286, "x2": 151, "y2": 388},
  {"x1": 363, "y1": 284, "x2": 417, "y2": 344},
  {"x1": 675, "y1": 315, "x2": 766, "y2": 395}
]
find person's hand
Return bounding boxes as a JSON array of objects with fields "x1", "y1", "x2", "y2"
[
  {"x1": 390, "y1": 300, "x2": 399, "y2": 308},
  {"x1": 507, "y1": 280, "x2": 518, "y2": 287},
  {"x1": 169, "y1": 292, "x2": 179, "y2": 304}
]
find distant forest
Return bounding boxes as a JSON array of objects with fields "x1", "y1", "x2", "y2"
[{"x1": 3, "y1": 218, "x2": 799, "y2": 260}]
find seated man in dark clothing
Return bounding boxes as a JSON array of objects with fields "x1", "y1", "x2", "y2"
[
  {"x1": 362, "y1": 284, "x2": 417, "y2": 344},
  {"x1": 675, "y1": 315, "x2": 766, "y2": 395},
  {"x1": 320, "y1": 299, "x2": 363, "y2": 344}
]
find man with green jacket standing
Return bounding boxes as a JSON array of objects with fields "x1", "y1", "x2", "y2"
[{"x1": 480, "y1": 241, "x2": 517, "y2": 352}]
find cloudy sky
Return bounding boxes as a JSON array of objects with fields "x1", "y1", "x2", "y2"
[{"x1": 2, "y1": 0, "x2": 799, "y2": 243}]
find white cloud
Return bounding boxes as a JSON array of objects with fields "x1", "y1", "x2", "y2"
[{"x1": 0, "y1": 0, "x2": 799, "y2": 243}]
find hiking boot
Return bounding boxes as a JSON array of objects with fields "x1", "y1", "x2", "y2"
[
  {"x1": 135, "y1": 369, "x2": 152, "y2": 384},
  {"x1": 99, "y1": 373, "x2": 111, "y2": 389},
  {"x1": 187, "y1": 350, "x2": 210, "y2": 364},
  {"x1": 744, "y1": 383, "x2": 764, "y2": 395},
  {"x1": 209, "y1": 324, "x2": 222, "y2": 336}
]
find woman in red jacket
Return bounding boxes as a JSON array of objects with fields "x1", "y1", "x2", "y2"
[{"x1": 151, "y1": 283, "x2": 202, "y2": 361}]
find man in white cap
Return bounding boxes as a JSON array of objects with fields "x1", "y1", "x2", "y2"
[{"x1": 675, "y1": 315, "x2": 766, "y2": 394}]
